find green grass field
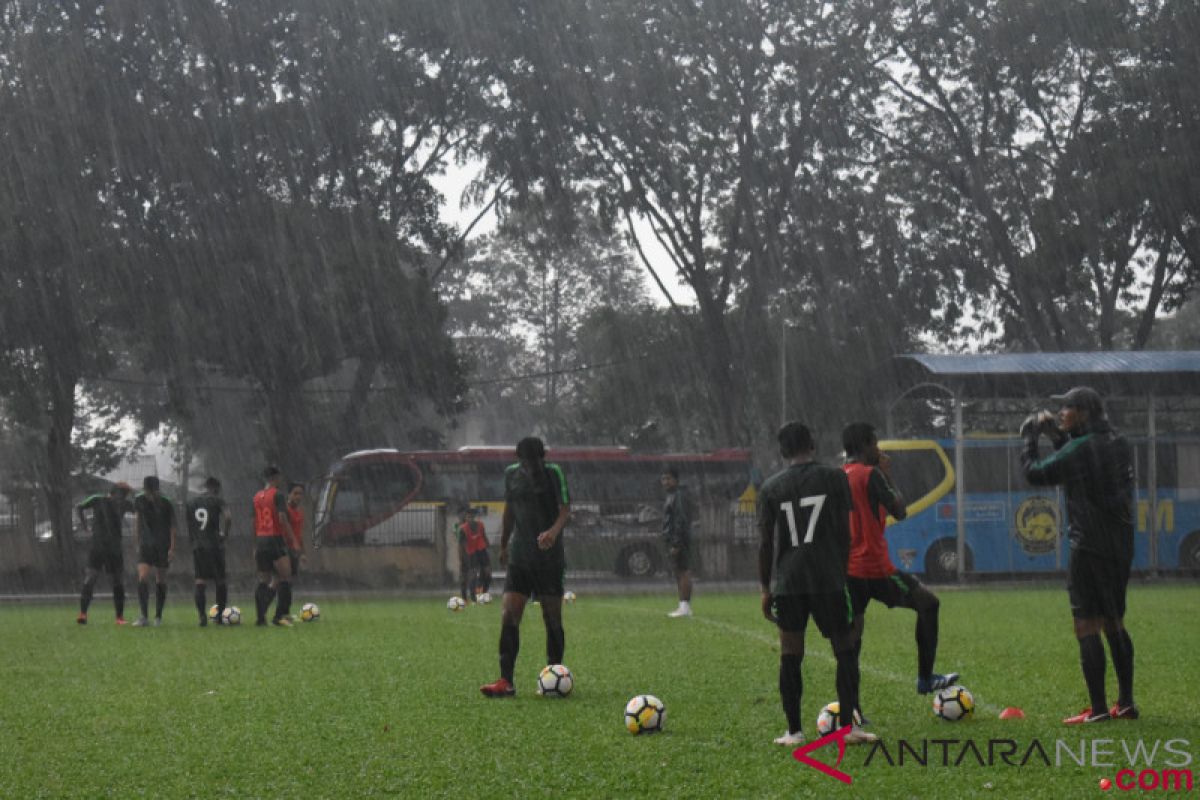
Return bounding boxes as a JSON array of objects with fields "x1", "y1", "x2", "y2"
[{"x1": 2, "y1": 584, "x2": 1197, "y2": 799}]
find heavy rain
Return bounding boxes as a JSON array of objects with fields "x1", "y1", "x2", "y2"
[{"x1": 1, "y1": 2, "x2": 1197, "y2": 797}]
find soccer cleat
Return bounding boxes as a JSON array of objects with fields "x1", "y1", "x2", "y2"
[
  {"x1": 1063, "y1": 708, "x2": 1111, "y2": 725},
  {"x1": 76, "y1": 612, "x2": 87, "y2": 625},
  {"x1": 480, "y1": 678, "x2": 516, "y2": 697},
  {"x1": 773, "y1": 730, "x2": 806, "y2": 746},
  {"x1": 199, "y1": 617, "x2": 208, "y2": 627},
  {"x1": 132, "y1": 617, "x2": 150, "y2": 627},
  {"x1": 152, "y1": 617, "x2": 162, "y2": 627},
  {"x1": 272, "y1": 617, "x2": 294, "y2": 627},
  {"x1": 844, "y1": 725, "x2": 879, "y2": 745},
  {"x1": 916, "y1": 672, "x2": 960, "y2": 694},
  {"x1": 856, "y1": 710, "x2": 871, "y2": 727},
  {"x1": 667, "y1": 606, "x2": 693, "y2": 618},
  {"x1": 115, "y1": 617, "x2": 129, "y2": 626},
  {"x1": 256, "y1": 619, "x2": 268, "y2": 627},
  {"x1": 1109, "y1": 703, "x2": 1139, "y2": 720}
]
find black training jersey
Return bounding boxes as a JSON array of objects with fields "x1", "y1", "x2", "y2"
[
  {"x1": 505, "y1": 462, "x2": 569, "y2": 568},
  {"x1": 187, "y1": 495, "x2": 226, "y2": 550},
  {"x1": 78, "y1": 495, "x2": 132, "y2": 552},
  {"x1": 757, "y1": 461, "x2": 852, "y2": 595},
  {"x1": 135, "y1": 493, "x2": 175, "y2": 550}
]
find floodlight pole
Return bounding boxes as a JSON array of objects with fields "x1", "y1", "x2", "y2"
[{"x1": 1147, "y1": 391, "x2": 1158, "y2": 572}]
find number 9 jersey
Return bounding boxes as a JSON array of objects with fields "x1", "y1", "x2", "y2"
[{"x1": 757, "y1": 462, "x2": 852, "y2": 595}]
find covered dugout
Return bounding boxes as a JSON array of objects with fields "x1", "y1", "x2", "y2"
[{"x1": 883, "y1": 351, "x2": 1200, "y2": 581}]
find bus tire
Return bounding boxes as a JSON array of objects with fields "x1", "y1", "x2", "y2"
[
  {"x1": 1179, "y1": 531, "x2": 1200, "y2": 570},
  {"x1": 616, "y1": 544, "x2": 660, "y2": 578},
  {"x1": 924, "y1": 538, "x2": 972, "y2": 583}
]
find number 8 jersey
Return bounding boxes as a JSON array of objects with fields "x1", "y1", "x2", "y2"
[{"x1": 757, "y1": 461, "x2": 852, "y2": 595}]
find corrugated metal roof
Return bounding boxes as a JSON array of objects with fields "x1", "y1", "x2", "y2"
[{"x1": 900, "y1": 351, "x2": 1200, "y2": 376}]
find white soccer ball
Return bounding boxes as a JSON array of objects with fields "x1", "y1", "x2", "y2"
[
  {"x1": 563, "y1": 590, "x2": 577, "y2": 604},
  {"x1": 222, "y1": 606, "x2": 241, "y2": 625},
  {"x1": 447, "y1": 596, "x2": 466, "y2": 612},
  {"x1": 207, "y1": 604, "x2": 220, "y2": 621},
  {"x1": 933, "y1": 685, "x2": 975, "y2": 721},
  {"x1": 300, "y1": 602, "x2": 320, "y2": 622},
  {"x1": 624, "y1": 694, "x2": 666, "y2": 735},
  {"x1": 816, "y1": 701, "x2": 864, "y2": 735},
  {"x1": 537, "y1": 664, "x2": 574, "y2": 698},
  {"x1": 477, "y1": 592, "x2": 492, "y2": 605}
]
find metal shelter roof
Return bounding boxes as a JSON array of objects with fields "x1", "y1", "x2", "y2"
[{"x1": 893, "y1": 351, "x2": 1200, "y2": 399}]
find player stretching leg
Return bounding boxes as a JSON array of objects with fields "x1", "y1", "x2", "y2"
[
  {"x1": 481, "y1": 437, "x2": 571, "y2": 697},
  {"x1": 1021, "y1": 387, "x2": 1137, "y2": 724},
  {"x1": 187, "y1": 477, "x2": 232, "y2": 626},
  {"x1": 759, "y1": 422, "x2": 875, "y2": 746},
  {"x1": 76, "y1": 482, "x2": 133, "y2": 625},
  {"x1": 132, "y1": 476, "x2": 176, "y2": 627},
  {"x1": 842, "y1": 422, "x2": 958, "y2": 710},
  {"x1": 252, "y1": 467, "x2": 294, "y2": 627}
]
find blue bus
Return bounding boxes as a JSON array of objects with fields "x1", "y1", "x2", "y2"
[{"x1": 879, "y1": 437, "x2": 1200, "y2": 581}]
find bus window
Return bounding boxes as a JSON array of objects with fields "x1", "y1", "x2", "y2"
[
  {"x1": 960, "y1": 445, "x2": 1013, "y2": 494},
  {"x1": 353, "y1": 461, "x2": 422, "y2": 516},
  {"x1": 1179, "y1": 443, "x2": 1200, "y2": 501},
  {"x1": 879, "y1": 440, "x2": 954, "y2": 516}
]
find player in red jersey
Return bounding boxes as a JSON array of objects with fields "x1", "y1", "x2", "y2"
[
  {"x1": 842, "y1": 422, "x2": 959, "y2": 706},
  {"x1": 253, "y1": 466, "x2": 294, "y2": 626},
  {"x1": 457, "y1": 505, "x2": 491, "y2": 603}
]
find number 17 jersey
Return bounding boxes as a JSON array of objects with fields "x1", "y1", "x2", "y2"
[{"x1": 757, "y1": 462, "x2": 852, "y2": 595}]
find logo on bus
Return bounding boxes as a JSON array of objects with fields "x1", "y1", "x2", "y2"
[{"x1": 1015, "y1": 497, "x2": 1059, "y2": 555}]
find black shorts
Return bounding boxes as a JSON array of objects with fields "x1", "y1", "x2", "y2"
[
  {"x1": 138, "y1": 545, "x2": 169, "y2": 569},
  {"x1": 667, "y1": 543, "x2": 690, "y2": 574},
  {"x1": 773, "y1": 589, "x2": 854, "y2": 638},
  {"x1": 88, "y1": 549, "x2": 124, "y2": 575},
  {"x1": 468, "y1": 550, "x2": 491, "y2": 572},
  {"x1": 1068, "y1": 548, "x2": 1130, "y2": 619},
  {"x1": 847, "y1": 572, "x2": 924, "y2": 615},
  {"x1": 193, "y1": 548, "x2": 226, "y2": 582},
  {"x1": 504, "y1": 561, "x2": 564, "y2": 598},
  {"x1": 255, "y1": 536, "x2": 289, "y2": 572}
]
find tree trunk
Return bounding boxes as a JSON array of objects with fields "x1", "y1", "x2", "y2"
[{"x1": 44, "y1": 368, "x2": 79, "y2": 576}]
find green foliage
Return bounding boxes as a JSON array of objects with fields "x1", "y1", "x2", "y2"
[{"x1": 1, "y1": 587, "x2": 1196, "y2": 798}]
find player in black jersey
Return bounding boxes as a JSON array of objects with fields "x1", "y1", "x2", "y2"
[
  {"x1": 133, "y1": 475, "x2": 176, "y2": 627},
  {"x1": 76, "y1": 482, "x2": 134, "y2": 625},
  {"x1": 187, "y1": 477, "x2": 232, "y2": 627},
  {"x1": 758, "y1": 422, "x2": 876, "y2": 746}
]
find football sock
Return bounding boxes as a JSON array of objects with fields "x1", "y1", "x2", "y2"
[
  {"x1": 113, "y1": 583, "x2": 125, "y2": 618},
  {"x1": 499, "y1": 623, "x2": 519, "y2": 683},
  {"x1": 255, "y1": 582, "x2": 271, "y2": 623},
  {"x1": 546, "y1": 623, "x2": 565, "y2": 666},
  {"x1": 215, "y1": 582, "x2": 228, "y2": 619},
  {"x1": 914, "y1": 594, "x2": 940, "y2": 680},
  {"x1": 834, "y1": 646, "x2": 861, "y2": 728},
  {"x1": 1078, "y1": 634, "x2": 1107, "y2": 713},
  {"x1": 194, "y1": 585, "x2": 206, "y2": 620},
  {"x1": 779, "y1": 654, "x2": 803, "y2": 735},
  {"x1": 80, "y1": 576, "x2": 96, "y2": 613},
  {"x1": 138, "y1": 581, "x2": 150, "y2": 618},
  {"x1": 1106, "y1": 628, "x2": 1135, "y2": 706},
  {"x1": 275, "y1": 581, "x2": 292, "y2": 618},
  {"x1": 155, "y1": 583, "x2": 167, "y2": 619}
]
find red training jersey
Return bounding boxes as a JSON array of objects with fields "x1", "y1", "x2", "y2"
[
  {"x1": 459, "y1": 520, "x2": 488, "y2": 555},
  {"x1": 253, "y1": 487, "x2": 285, "y2": 538},
  {"x1": 843, "y1": 461, "x2": 897, "y2": 578},
  {"x1": 286, "y1": 506, "x2": 304, "y2": 551}
]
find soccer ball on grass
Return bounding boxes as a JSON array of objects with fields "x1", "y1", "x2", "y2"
[
  {"x1": 933, "y1": 685, "x2": 975, "y2": 721},
  {"x1": 447, "y1": 596, "x2": 466, "y2": 612},
  {"x1": 222, "y1": 606, "x2": 241, "y2": 625},
  {"x1": 563, "y1": 590, "x2": 577, "y2": 603},
  {"x1": 816, "y1": 701, "x2": 864, "y2": 735},
  {"x1": 537, "y1": 664, "x2": 574, "y2": 697},
  {"x1": 300, "y1": 602, "x2": 320, "y2": 622},
  {"x1": 624, "y1": 694, "x2": 666, "y2": 735}
]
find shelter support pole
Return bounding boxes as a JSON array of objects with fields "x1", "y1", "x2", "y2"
[
  {"x1": 1148, "y1": 392, "x2": 1158, "y2": 573},
  {"x1": 955, "y1": 392, "x2": 966, "y2": 583}
]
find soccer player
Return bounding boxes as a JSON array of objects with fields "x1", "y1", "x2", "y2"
[
  {"x1": 661, "y1": 467, "x2": 694, "y2": 618},
  {"x1": 76, "y1": 482, "x2": 134, "y2": 625},
  {"x1": 132, "y1": 475, "x2": 176, "y2": 627},
  {"x1": 480, "y1": 437, "x2": 570, "y2": 697},
  {"x1": 187, "y1": 477, "x2": 232, "y2": 627},
  {"x1": 284, "y1": 481, "x2": 307, "y2": 586},
  {"x1": 253, "y1": 466, "x2": 294, "y2": 627},
  {"x1": 457, "y1": 505, "x2": 491, "y2": 603},
  {"x1": 842, "y1": 422, "x2": 958, "y2": 703},
  {"x1": 1020, "y1": 387, "x2": 1137, "y2": 724},
  {"x1": 759, "y1": 422, "x2": 875, "y2": 746}
]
